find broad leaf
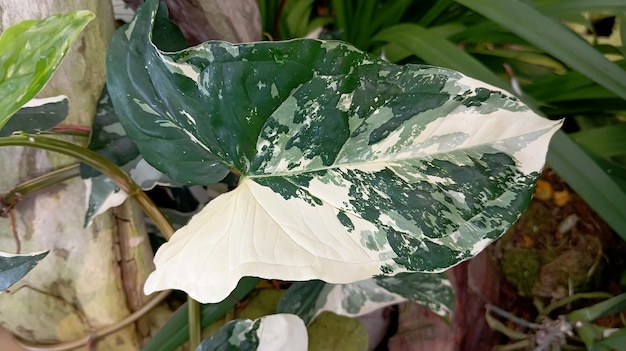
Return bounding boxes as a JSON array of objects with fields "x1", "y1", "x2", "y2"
[
  {"x1": 108, "y1": 0, "x2": 561, "y2": 303},
  {"x1": 81, "y1": 86, "x2": 175, "y2": 226},
  {"x1": 195, "y1": 314, "x2": 307, "y2": 351},
  {"x1": 277, "y1": 272, "x2": 453, "y2": 325},
  {"x1": 0, "y1": 95, "x2": 68, "y2": 136},
  {"x1": 0, "y1": 250, "x2": 48, "y2": 290},
  {"x1": 0, "y1": 10, "x2": 93, "y2": 128}
]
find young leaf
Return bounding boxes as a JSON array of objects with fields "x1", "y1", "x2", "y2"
[
  {"x1": 0, "y1": 95, "x2": 68, "y2": 137},
  {"x1": 108, "y1": 0, "x2": 561, "y2": 303},
  {"x1": 0, "y1": 10, "x2": 94, "y2": 129},
  {"x1": 277, "y1": 272, "x2": 453, "y2": 325},
  {"x1": 0, "y1": 250, "x2": 48, "y2": 290},
  {"x1": 195, "y1": 314, "x2": 307, "y2": 351}
]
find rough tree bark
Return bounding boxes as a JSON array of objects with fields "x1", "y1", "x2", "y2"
[{"x1": 0, "y1": 1, "x2": 168, "y2": 350}]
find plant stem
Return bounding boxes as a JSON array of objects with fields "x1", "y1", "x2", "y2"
[
  {"x1": 1, "y1": 164, "x2": 80, "y2": 208},
  {"x1": 189, "y1": 296, "x2": 202, "y2": 349},
  {"x1": 0, "y1": 133, "x2": 173, "y2": 239},
  {"x1": 0, "y1": 132, "x2": 180, "y2": 350}
]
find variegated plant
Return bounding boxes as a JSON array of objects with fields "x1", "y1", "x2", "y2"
[{"x1": 106, "y1": 0, "x2": 561, "y2": 303}]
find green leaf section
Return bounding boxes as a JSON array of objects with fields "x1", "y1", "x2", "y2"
[
  {"x1": 0, "y1": 10, "x2": 94, "y2": 129},
  {"x1": 196, "y1": 314, "x2": 307, "y2": 351},
  {"x1": 547, "y1": 131, "x2": 626, "y2": 242},
  {"x1": 106, "y1": 2, "x2": 228, "y2": 185},
  {"x1": 80, "y1": 86, "x2": 176, "y2": 226},
  {"x1": 278, "y1": 273, "x2": 453, "y2": 325},
  {"x1": 0, "y1": 250, "x2": 48, "y2": 290},
  {"x1": 196, "y1": 319, "x2": 261, "y2": 351},
  {"x1": 0, "y1": 96, "x2": 68, "y2": 136}
]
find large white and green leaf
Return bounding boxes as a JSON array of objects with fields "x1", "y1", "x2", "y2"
[
  {"x1": 80, "y1": 86, "x2": 176, "y2": 226},
  {"x1": 107, "y1": 0, "x2": 561, "y2": 303},
  {"x1": 277, "y1": 272, "x2": 454, "y2": 325},
  {"x1": 0, "y1": 250, "x2": 48, "y2": 291},
  {"x1": 195, "y1": 314, "x2": 307, "y2": 351},
  {"x1": 0, "y1": 11, "x2": 93, "y2": 128}
]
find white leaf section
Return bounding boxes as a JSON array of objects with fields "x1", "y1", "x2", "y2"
[
  {"x1": 144, "y1": 178, "x2": 395, "y2": 302},
  {"x1": 257, "y1": 314, "x2": 307, "y2": 351}
]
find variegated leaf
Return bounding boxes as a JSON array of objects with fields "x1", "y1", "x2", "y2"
[
  {"x1": 0, "y1": 96, "x2": 68, "y2": 136},
  {"x1": 0, "y1": 250, "x2": 48, "y2": 291},
  {"x1": 107, "y1": 0, "x2": 562, "y2": 303},
  {"x1": 195, "y1": 314, "x2": 307, "y2": 351},
  {"x1": 277, "y1": 272, "x2": 453, "y2": 325},
  {"x1": 0, "y1": 11, "x2": 93, "y2": 128},
  {"x1": 81, "y1": 86, "x2": 176, "y2": 226}
]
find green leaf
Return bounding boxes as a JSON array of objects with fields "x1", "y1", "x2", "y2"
[
  {"x1": 0, "y1": 95, "x2": 68, "y2": 137},
  {"x1": 80, "y1": 86, "x2": 176, "y2": 226},
  {"x1": 112, "y1": 0, "x2": 561, "y2": 303},
  {"x1": 596, "y1": 328, "x2": 626, "y2": 349},
  {"x1": 547, "y1": 131, "x2": 626, "y2": 241},
  {"x1": 142, "y1": 277, "x2": 259, "y2": 351},
  {"x1": 277, "y1": 273, "x2": 453, "y2": 325},
  {"x1": 0, "y1": 250, "x2": 48, "y2": 290},
  {"x1": 454, "y1": 0, "x2": 626, "y2": 100},
  {"x1": 106, "y1": 2, "x2": 228, "y2": 185},
  {"x1": 0, "y1": 10, "x2": 94, "y2": 129},
  {"x1": 373, "y1": 24, "x2": 511, "y2": 92},
  {"x1": 195, "y1": 314, "x2": 307, "y2": 351},
  {"x1": 570, "y1": 125, "x2": 626, "y2": 158}
]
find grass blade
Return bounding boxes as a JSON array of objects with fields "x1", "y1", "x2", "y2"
[
  {"x1": 373, "y1": 23, "x2": 510, "y2": 91},
  {"x1": 547, "y1": 131, "x2": 626, "y2": 241},
  {"x1": 455, "y1": 0, "x2": 626, "y2": 100}
]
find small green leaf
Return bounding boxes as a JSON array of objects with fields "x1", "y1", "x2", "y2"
[
  {"x1": 0, "y1": 10, "x2": 94, "y2": 129},
  {"x1": 112, "y1": 0, "x2": 561, "y2": 303},
  {"x1": 547, "y1": 131, "x2": 626, "y2": 241},
  {"x1": 0, "y1": 250, "x2": 48, "y2": 290},
  {"x1": 195, "y1": 314, "x2": 307, "y2": 351},
  {"x1": 0, "y1": 95, "x2": 68, "y2": 136}
]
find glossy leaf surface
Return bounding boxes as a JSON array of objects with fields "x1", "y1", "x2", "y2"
[
  {"x1": 0, "y1": 250, "x2": 48, "y2": 290},
  {"x1": 108, "y1": 0, "x2": 561, "y2": 303},
  {"x1": 0, "y1": 96, "x2": 68, "y2": 136},
  {"x1": 195, "y1": 314, "x2": 307, "y2": 351},
  {"x1": 0, "y1": 10, "x2": 93, "y2": 128}
]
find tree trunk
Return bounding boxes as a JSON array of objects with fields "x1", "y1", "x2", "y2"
[{"x1": 0, "y1": 1, "x2": 168, "y2": 350}]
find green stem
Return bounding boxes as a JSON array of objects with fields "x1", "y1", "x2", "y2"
[
  {"x1": 189, "y1": 296, "x2": 202, "y2": 349},
  {"x1": 0, "y1": 132, "x2": 173, "y2": 239},
  {"x1": 2, "y1": 164, "x2": 80, "y2": 207}
]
